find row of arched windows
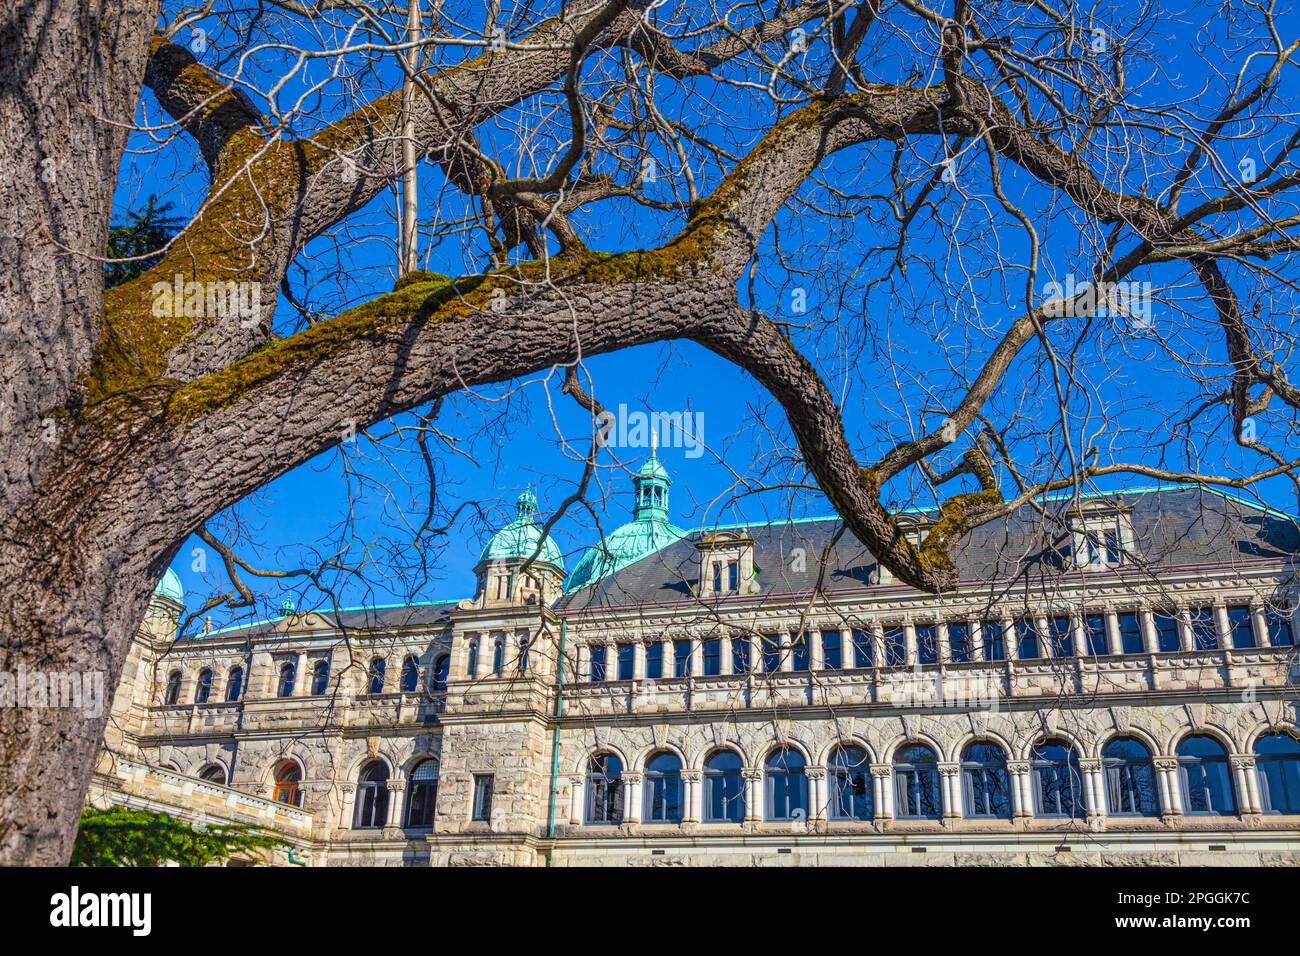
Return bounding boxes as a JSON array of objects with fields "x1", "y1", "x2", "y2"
[
  {"x1": 583, "y1": 734, "x2": 1300, "y2": 824},
  {"x1": 162, "y1": 655, "x2": 450, "y2": 705}
]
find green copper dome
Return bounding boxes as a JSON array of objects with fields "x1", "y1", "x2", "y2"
[
  {"x1": 154, "y1": 568, "x2": 184, "y2": 603},
  {"x1": 565, "y1": 454, "x2": 686, "y2": 593},
  {"x1": 479, "y1": 490, "x2": 565, "y2": 569}
]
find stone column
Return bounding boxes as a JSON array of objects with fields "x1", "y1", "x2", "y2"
[
  {"x1": 810, "y1": 630, "x2": 824, "y2": 671},
  {"x1": 385, "y1": 780, "x2": 405, "y2": 829},
  {"x1": 1250, "y1": 603, "x2": 1268, "y2": 648},
  {"x1": 292, "y1": 651, "x2": 309, "y2": 696},
  {"x1": 632, "y1": 642, "x2": 646, "y2": 681},
  {"x1": 903, "y1": 622, "x2": 917, "y2": 666},
  {"x1": 742, "y1": 769, "x2": 763, "y2": 823},
  {"x1": 719, "y1": 634, "x2": 732, "y2": 676},
  {"x1": 1154, "y1": 757, "x2": 1182, "y2": 816},
  {"x1": 1079, "y1": 758, "x2": 1104, "y2": 822},
  {"x1": 665, "y1": 638, "x2": 679, "y2": 677},
  {"x1": 938, "y1": 763, "x2": 961, "y2": 819},
  {"x1": 1003, "y1": 616, "x2": 1018, "y2": 661},
  {"x1": 473, "y1": 634, "x2": 491, "y2": 678},
  {"x1": 870, "y1": 622, "x2": 886, "y2": 667},
  {"x1": 937, "y1": 622, "x2": 951, "y2": 663},
  {"x1": 250, "y1": 650, "x2": 274, "y2": 698},
  {"x1": 1140, "y1": 605, "x2": 1158, "y2": 654},
  {"x1": 622, "y1": 773, "x2": 643, "y2": 824},
  {"x1": 689, "y1": 638, "x2": 703, "y2": 677},
  {"x1": 839, "y1": 627, "x2": 855, "y2": 668},
  {"x1": 1231, "y1": 756, "x2": 1260, "y2": 814},
  {"x1": 1008, "y1": 760, "x2": 1032, "y2": 818},
  {"x1": 971, "y1": 619, "x2": 984, "y2": 661},
  {"x1": 779, "y1": 632, "x2": 793, "y2": 672},
  {"x1": 1175, "y1": 607, "x2": 1194, "y2": 652},
  {"x1": 1070, "y1": 615, "x2": 1086, "y2": 658},
  {"x1": 1101, "y1": 609, "x2": 1119, "y2": 656},
  {"x1": 1035, "y1": 615, "x2": 1051, "y2": 657},
  {"x1": 1214, "y1": 603, "x2": 1232, "y2": 650},
  {"x1": 575, "y1": 643, "x2": 590, "y2": 683},
  {"x1": 683, "y1": 769, "x2": 703, "y2": 823},
  {"x1": 870, "y1": 766, "x2": 894, "y2": 820},
  {"x1": 339, "y1": 783, "x2": 357, "y2": 830},
  {"x1": 568, "y1": 775, "x2": 585, "y2": 825},
  {"x1": 807, "y1": 767, "x2": 827, "y2": 822}
]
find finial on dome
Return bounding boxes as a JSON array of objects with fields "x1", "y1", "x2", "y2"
[{"x1": 516, "y1": 486, "x2": 538, "y2": 517}]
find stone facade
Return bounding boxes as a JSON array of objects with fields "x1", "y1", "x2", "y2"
[{"x1": 93, "y1": 481, "x2": 1300, "y2": 866}]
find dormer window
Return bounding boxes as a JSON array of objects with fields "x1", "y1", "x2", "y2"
[
  {"x1": 697, "y1": 531, "x2": 758, "y2": 598},
  {"x1": 1066, "y1": 502, "x2": 1135, "y2": 570}
]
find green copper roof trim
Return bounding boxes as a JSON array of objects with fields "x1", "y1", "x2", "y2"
[{"x1": 478, "y1": 489, "x2": 566, "y2": 569}]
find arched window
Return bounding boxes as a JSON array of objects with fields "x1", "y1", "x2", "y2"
[
  {"x1": 273, "y1": 762, "x2": 302, "y2": 807},
  {"x1": 225, "y1": 666, "x2": 243, "y2": 702},
  {"x1": 1103, "y1": 736, "x2": 1159, "y2": 816},
  {"x1": 703, "y1": 751, "x2": 745, "y2": 823},
  {"x1": 643, "y1": 752, "x2": 683, "y2": 823},
  {"x1": 163, "y1": 670, "x2": 181, "y2": 705},
  {"x1": 353, "y1": 761, "x2": 390, "y2": 828},
  {"x1": 1256, "y1": 733, "x2": 1300, "y2": 814},
  {"x1": 765, "y1": 747, "x2": 808, "y2": 821},
  {"x1": 367, "y1": 658, "x2": 386, "y2": 695},
  {"x1": 194, "y1": 668, "x2": 213, "y2": 704},
  {"x1": 277, "y1": 660, "x2": 296, "y2": 698},
  {"x1": 431, "y1": 655, "x2": 450, "y2": 692},
  {"x1": 1178, "y1": 735, "x2": 1237, "y2": 815},
  {"x1": 586, "y1": 754, "x2": 624, "y2": 824},
  {"x1": 961, "y1": 741, "x2": 1011, "y2": 818},
  {"x1": 491, "y1": 637, "x2": 505, "y2": 675},
  {"x1": 310, "y1": 659, "x2": 330, "y2": 696},
  {"x1": 198, "y1": 764, "x2": 227, "y2": 784},
  {"x1": 894, "y1": 743, "x2": 941, "y2": 819},
  {"x1": 405, "y1": 758, "x2": 440, "y2": 827},
  {"x1": 828, "y1": 745, "x2": 873, "y2": 820},
  {"x1": 1031, "y1": 738, "x2": 1083, "y2": 817},
  {"x1": 400, "y1": 656, "x2": 420, "y2": 693}
]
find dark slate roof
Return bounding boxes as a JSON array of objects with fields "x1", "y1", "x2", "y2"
[
  {"x1": 555, "y1": 486, "x2": 1300, "y2": 610},
  {"x1": 190, "y1": 601, "x2": 458, "y2": 642}
]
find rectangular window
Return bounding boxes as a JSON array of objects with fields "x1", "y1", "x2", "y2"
[
  {"x1": 1227, "y1": 605, "x2": 1256, "y2": 649},
  {"x1": 1048, "y1": 616, "x2": 1073, "y2": 657},
  {"x1": 1117, "y1": 612, "x2": 1144, "y2": 654},
  {"x1": 1084, "y1": 614, "x2": 1108, "y2": 656},
  {"x1": 761, "y1": 635, "x2": 781, "y2": 673},
  {"x1": 821, "y1": 630, "x2": 842, "y2": 669},
  {"x1": 732, "y1": 638, "x2": 751, "y2": 674},
  {"x1": 1154, "y1": 612, "x2": 1181, "y2": 652},
  {"x1": 466, "y1": 639, "x2": 479, "y2": 676},
  {"x1": 616, "y1": 643, "x2": 635, "y2": 681},
  {"x1": 645, "y1": 641, "x2": 664, "y2": 679},
  {"x1": 1267, "y1": 609, "x2": 1294, "y2": 646},
  {"x1": 1103, "y1": 528, "x2": 1123, "y2": 563},
  {"x1": 1014, "y1": 618, "x2": 1040, "y2": 659},
  {"x1": 673, "y1": 639, "x2": 692, "y2": 678},
  {"x1": 471, "y1": 775, "x2": 494, "y2": 822},
  {"x1": 791, "y1": 635, "x2": 809, "y2": 671},
  {"x1": 982, "y1": 621, "x2": 1006, "y2": 661},
  {"x1": 947, "y1": 623, "x2": 972, "y2": 663},
  {"x1": 728, "y1": 561, "x2": 739, "y2": 591},
  {"x1": 883, "y1": 626, "x2": 906, "y2": 667},
  {"x1": 703, "y1": 638, "x2": 722, "y2": 676},
  {"x1": 712, "y1": 563, "x2": 722, "y2": 594},
  {"x1": 852, "y1": 629, "x2": 873, "y2": 668},
  {"x1": 1190, "y1": 607, "x2": 1218, "y2": 651},
  {"x1": 915, "y1": 625, "x2": 938, "y2": 665},
  {"x1": 589, "y1": 645, "x2": 607, "y2": 683}
]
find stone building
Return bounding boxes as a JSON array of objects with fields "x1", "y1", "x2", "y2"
[{"x1": 92, "y1": 455, "x2": 1300, "y2": 865}]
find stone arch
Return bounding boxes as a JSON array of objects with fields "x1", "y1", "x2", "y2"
[
  {"x1": 817, "y1": 734, "x2": 876, "y2": 766},
  {"x1": 632, "y1": 740, "x2": 688, "y2": 773},
  {"x1": 949, "y1": 729, "x2": 1015, "y2": 764}
]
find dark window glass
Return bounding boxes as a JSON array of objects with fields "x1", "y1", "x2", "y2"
[
  {"x1": 491, "y1": 637, "x2": 504, "y2": 674},
  {"x1": 712, "y1": 562, "x2": 722, "y2": 594},
  {"x1": 225, "y1": 666, "x2": 243, "y2": 702},
  {"x1": 1031, "y1": 739, "x2": 1083, "y2": 817},
  {"x1": 1256, "y1": 734, "x2": 1300, "y2": 814},
  {"x1": 1015, "y1": 618, "x2": 1040, "y2": 659},
  {"x1": 195, "y1": 668, "x2": 213, "y2": 704},
  {"x1": 163, "y1": 669, "x2": 182, "y2": 705},
  {"x1": 586, "y1": 754, "x2": 623, "y2": 823},
  {"x1": 589, "y1": 645, "x2": 607, "y2": 682},
  {"x1": 466, "y1": 639, "x2": 479, "y2": 677},
  {"x1": 821, "y1": 630, "x2": 842, "y2": 669},
  {"x1": 1190, "y1": 607, "x2": 1218, "y2": 651},
  {"x1": 400, "y1": 656, "x2": 419, "y2": 692},
  {"x1": 852, "y1": 629, "x2": 873, "y2": 668},
  {"x1": 673, "y1": 639, "x2": 692, "y2": 677},
  {"x1": 431, "y1": 655, "x2": 450, "y2": 692},
  {"x1": 405, "y1": 759, "x2": 439, "y2": 827},
  {"x1": 1154, "y1": 612, "x2": 1181, "y2": 652},
  {"x1": 702, "y1": 639, "x2": 721, "y2": 676},
  {"x1": 1084, "y1": 614, "x2": 1108, "y2": 656},
  {"x1": 643, "y1": 753, "x2": 683, "y2": 823},
  {"x1": 948, "y1": 623, "x2": 972, "y2": 663},
  {"x1": 198, "y1": 764, "x2": 226, "y2": 784},
  {"x1": 765, "y1": 748, "x2": 808, "y2": 821},
  {"x1": 1117, "y1": 612, "x2": 1144, "y2": 654},
  {"x1": 883, "y1": 626, "x2": 906, "y2": 667},
  {"x1": 1266, "y1": 609, "x2": 1294, "y2": 646},
  {"x1": 645, "y1": 642, "x2": 664, "y2": 679},
  {"x1": 1178, "y1": 735, "x2": 1236, "y2": 815},
  {"x1": 471, "y1": 774, "x2": 494, "y2": 822},
  {"x1": 617, "y1": 643, "x2": 635, "y2": 681},
  {"x1": 981, "y1": 621, "x2": 1006, "y2": 661},
  {"x1": 1103, "y1": 737, "x2": 1159, "y2": 816},
  {"x1": 1227, "y1": 606, "x2": 1255, "y2": 649},
  {"x1": 354, "y1": 761, "x2": 390, "y2": 829},
  {"x1": 962, "y1": 741, "x2": 1011, "y2": 818},
  {"x1": 311, "y1": 659, "x2": 330, "y2": 696},
  {"x1": 916, "y1": 625, "x2": 938, "y2": 665},
  {"x1": 829, "y1": 746, "x2": 873, "y2": 821},
  {"x1": 728, "y1": 561, "x2": 739, "y2": 591},
  {"x1": 894, "y1": 744, "x2": 941, "y2": 819},
  {"x1": 277, "y1": 661, "x2": 296, "y2": 698},
  {"x1": 731, "y1": 638, "x2": 750, "y2": 674},
  {"x1": 1048, "y1": 616, "x2": 1073, "y2": 657},
  {"x1": 704, "y1": 751, "x2": 745, "y2": 823},
  {"x1": 761, "y1": 635, "x2": 781, "y2": 673},
  {"x1": 791, "y1": 635, "x2": 809, "y2": 672},
  {"x1": 367, "y1": 658, "x2": 386, "y2": 694}
]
